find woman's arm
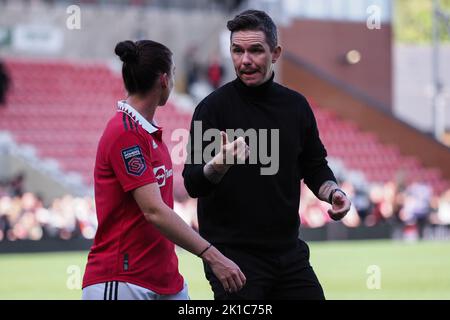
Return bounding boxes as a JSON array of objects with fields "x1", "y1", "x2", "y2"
[{"x1": 132, "y1": 183, "x2": 246, "y2": 293}]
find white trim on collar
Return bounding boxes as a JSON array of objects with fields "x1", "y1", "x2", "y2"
[{"x1": 117, "y1": 100, "x2": 159, "y2": 134}]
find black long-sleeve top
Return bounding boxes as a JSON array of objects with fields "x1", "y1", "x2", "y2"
[{"x1": 182, "y1": 73, "x2": 336, "y2": 251}]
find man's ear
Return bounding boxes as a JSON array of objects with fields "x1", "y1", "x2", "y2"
[
  {"x1": 160, "y1": 73, "x2": 169, "y2": 89},
  {"x1": 271, "y1": 45, "x2": 282, "y2": 63}
]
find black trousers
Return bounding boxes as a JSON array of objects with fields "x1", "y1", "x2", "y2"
[{"x1": 203, "y1": 239, "x2": 325, "y2": 300}]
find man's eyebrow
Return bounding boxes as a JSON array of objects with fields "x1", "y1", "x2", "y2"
[{"x1": 231, "y1": 43, "x2": 264, "y2": 48}]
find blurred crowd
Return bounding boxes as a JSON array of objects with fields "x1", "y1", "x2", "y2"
[
  {"x1": 184, "y1": 48, "x2": 225, "y2": 103},
  {"x1": 0, "y1": 175, "x2": 97, "y2": 241},
  {"x1": 300, "y1": 178, "x2": 450, "y2": 239},
  {"x1": 1, "y1": 173, "x2": 450, "y2": 242}
]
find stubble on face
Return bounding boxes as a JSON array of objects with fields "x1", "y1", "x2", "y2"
[{"x1": 230, "y1": 30, "x2": 274, "y2": 87}]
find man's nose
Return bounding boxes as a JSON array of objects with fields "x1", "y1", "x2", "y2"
[{"x1": 242, "y1": 51, "x2": 252, "y2": 65}]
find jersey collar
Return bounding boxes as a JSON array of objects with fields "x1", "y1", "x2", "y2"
[{"x1": 117, "y1": 100, "x2": 161, "y2": 134}]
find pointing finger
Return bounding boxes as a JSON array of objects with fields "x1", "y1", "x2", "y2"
[{"x1": 220, "y1": 131, "x2": 229, "y2": 147}]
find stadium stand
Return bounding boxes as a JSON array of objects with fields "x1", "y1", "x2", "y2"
[
  {"x1": 0, "y1": 58, "x2": 448, "y2": 196},
  {"x1": 0, "y1": 58, "x2": 449, "y2": 245},
  {"x1": 312, "y1": 103, "x2": 450, "y2": 195},
  {"x1": 0, "y1": 59, "x2": 121, "y2": 186},
  {"x1": 0, "y1": 59, "x2": 193, "y2": 196},
  {"x1": 0, "y1": 0, "x2": 449, "y2": 241}
]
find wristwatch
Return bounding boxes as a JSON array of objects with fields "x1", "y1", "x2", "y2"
[{"x1": 329, "y1": 188, "x2": 346, "y2": 204}]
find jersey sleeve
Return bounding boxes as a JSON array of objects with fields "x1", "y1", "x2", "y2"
[{"x1": 109, "y1": 130, "x2": 157, "y2": 192}]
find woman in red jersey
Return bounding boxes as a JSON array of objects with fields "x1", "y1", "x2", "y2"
[{"x1": 82, "y1": 40, "x2": 245, "y2": 300}]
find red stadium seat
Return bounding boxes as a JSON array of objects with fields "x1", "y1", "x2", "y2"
[{"x1": 1, "y1": 59, "x2": 448, "y2": 196}]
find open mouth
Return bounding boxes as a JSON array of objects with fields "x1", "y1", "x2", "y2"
[
  {"x1": 241, "y1": 70, "x2": 258, "y2": 76},
  {"x1": 241, "y1": 70, "x2": 258, "y2": 75}
]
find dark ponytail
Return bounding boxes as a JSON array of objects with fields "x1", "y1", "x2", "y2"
[{"x1": 114, "y1": 40, "x2": 172, "y2": 95}]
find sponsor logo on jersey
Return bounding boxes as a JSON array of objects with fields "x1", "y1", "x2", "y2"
[{"x1": 153, "y1": 165, "x2": 173, "y2": 187}]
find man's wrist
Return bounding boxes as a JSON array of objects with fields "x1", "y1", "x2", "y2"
[
  {"x1": 318, "y1": 180, "x2": 339, "y2": 203},
  {"x1": 328, "y1": 188, "x2": 346, "y2": 204},
  {"x1": 203, "y1": 159, "x2": 231, "y2": 184},
  {"x1": 211, "y1": 158, "x2": 232, "y2": 174}
]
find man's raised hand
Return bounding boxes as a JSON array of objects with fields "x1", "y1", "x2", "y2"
[{"x1": 212, "y1": 131, "x2": 250, "y2": 173}]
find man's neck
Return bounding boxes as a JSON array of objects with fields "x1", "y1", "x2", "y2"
[{"x1": 237, "y1": 71, "x2": 275, "y2": 90}]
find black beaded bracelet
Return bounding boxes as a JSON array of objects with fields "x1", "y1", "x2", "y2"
[
  {"x1": 198, "y1": 244, "x2": 213, "y2": 258},
  {"x1": 329, "y1": 188, "x2": 346, "y2": 204}
]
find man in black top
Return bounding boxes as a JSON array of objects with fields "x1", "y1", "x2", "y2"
[
  {"x1": 183, "y1": 9, "x2": 351, "y2": 300},
  {"x1": 0, "y1": 60, "x2": 10, "y2": 107}
]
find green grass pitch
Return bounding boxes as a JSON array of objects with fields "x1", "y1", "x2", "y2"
[{"x1": 0, "y1": 240, "x2": 449, "y2": 300}]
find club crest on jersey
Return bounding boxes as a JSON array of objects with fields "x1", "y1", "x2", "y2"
[{"x1": 121, "y1": 145, "x2": 147, "y2": 176}]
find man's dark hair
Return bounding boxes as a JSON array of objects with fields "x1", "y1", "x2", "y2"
[
  {"x1": 115, "y1": 40, "x2": 172, "y2": 95},
  {"x1": 227, "y1": 9, "x2": 278, "y2": 51}
]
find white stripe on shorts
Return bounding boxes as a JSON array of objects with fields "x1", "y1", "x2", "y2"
[{"x1": 82, "y1": 281, "x2": 189, "y2": 300}]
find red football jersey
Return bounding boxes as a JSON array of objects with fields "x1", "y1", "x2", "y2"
[{"x1": 82, "y1": 101, "x2": 184, "y2": 295}]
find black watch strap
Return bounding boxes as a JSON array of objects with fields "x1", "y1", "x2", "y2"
[{"x1": 329, "y1": 188, "x2": 346, "y2": 204}]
